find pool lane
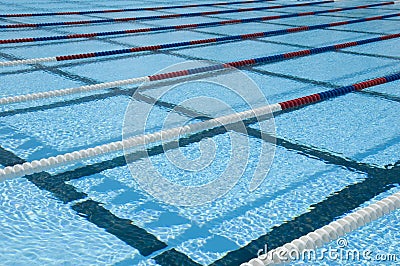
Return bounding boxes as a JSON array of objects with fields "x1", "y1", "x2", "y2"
[
  {"x1": 2, "y1": 3, "x2": 397, "y2": 44},
  {"x1": 0, "y1": 0, "x2": 277, "y2": 18},
  {"x1": 0, "y1": 1, "x2": 336, "y2": 28},
  {"x1": 0, "y1": 0, "x2": 399, "y2": 265}
]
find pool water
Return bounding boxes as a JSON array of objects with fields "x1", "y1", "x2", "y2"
[{"x1": 0, "y1": 0, "x2": 399, "y2": 265}]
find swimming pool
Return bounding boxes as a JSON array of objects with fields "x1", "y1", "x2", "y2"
[{"x1": 0, "y1": 0, "x2": 399, "y2": 265}]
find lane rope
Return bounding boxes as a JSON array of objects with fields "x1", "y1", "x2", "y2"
[
  {"x1": 3, "y1": 0, "x2": 379, "y2": 29},
  {"x1": 0, "y1": 32, "x2": 399, "y2": 105},
  {"x1": 0, "y1": 71, "x2": 399, "y2": 181},
  {"x1": 242, "y1": 191, "x2": 400, "y2": 265},
  {"x1": 1, "y1": 9, "x2": 398, "y2": 45},
  {"x1": 0, "y1": 0, "x2": 275, "y2": 17},
  {"x1": 1, "y1": 12, "x2": 399, "y2": 67}
]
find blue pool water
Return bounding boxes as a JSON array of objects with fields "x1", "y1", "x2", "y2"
[{"x1": 0, "y1": 0, "x2": 399, "y2": 265}]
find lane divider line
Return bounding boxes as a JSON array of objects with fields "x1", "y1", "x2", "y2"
[
  {"x1": 242, "y1": 191, "x2": 400, "y2": 265},
  {"x1": 2, "y1": 0, "x2": 382, "y2": 29},
  {"x1": 0, "y1": 0, "x2": 275, "y2": 17},
  {"x1": 1, "y1": 12, "x2": 399, "y2": 66},
  {"x1": 0, "y1": 32, "x2": 399, "y2": 104},
  {"x1": 1, "y1": 9, "x2": 399, "y2": 45},
  {"x1": 0, "y1": 71, "x2": 399, "y2": 181}
]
